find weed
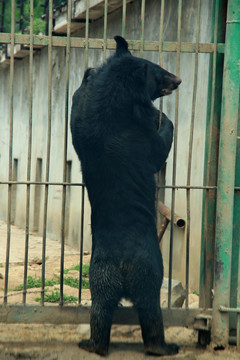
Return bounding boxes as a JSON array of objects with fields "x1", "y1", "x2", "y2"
[
  {"x1": 14, "y1": 272, "x2": 90, "y2": 291},
  {"x1": 35, "y1": 291, "x2": 78, "y2": 304},
  {"x1": 63, "y1": 263, "x2": 90, "y2": 277},
  {"x1": 14, "y1": 276, "x2": 59, "y2": 291},
  {"x1": 193, "y1": 290, "x2": 199, "y2": 296},
  {"x1": 63, "y1": 276, "x2": 89, "y2": 289}
]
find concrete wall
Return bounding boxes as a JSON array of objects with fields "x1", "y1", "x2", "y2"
[{"x1": 0, "y1": 0, "x2": 213, "y2": 291}]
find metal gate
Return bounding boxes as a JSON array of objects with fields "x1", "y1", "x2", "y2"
[{"x1": 0, "y1": 0, "x2": 239, "y2": 349}]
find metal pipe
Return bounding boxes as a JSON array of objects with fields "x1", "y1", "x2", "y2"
[
  {"x1": 158, "y1": 201, "x2": 185, "y2": 229},
  {"x1": 158, "y1": 217, "x2": 169, "y2": 243},
  {"x1": 212, "y1": 0, "x2": 240, "y2": 347}
]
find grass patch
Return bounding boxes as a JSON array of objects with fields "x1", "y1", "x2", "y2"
[
  {"x1": 35, "y1": 291, "x2": 78, "y2": 304},
  {"x1": 64, "y1": 276, "x2": 89, "y2": 289},
  {"x1": 63, "y1": 263, "x2": 90, "y2": 277},
  {"x1": 0, "y1": 263, "x2": 3, "y2": 268},
  {"x1": 193, "y1": 290, "x2": 199, "y2": 296},
  {"x1": 14, "y1": 276, "x2": 59, "y2": 291},
  {"x1": 14, "y1": 267, "x2": 90, "y2": 291}
]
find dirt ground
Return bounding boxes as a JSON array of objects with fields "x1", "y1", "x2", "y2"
[{"x1": 0, "y1": 220, "x2": 239, "y2": 359}]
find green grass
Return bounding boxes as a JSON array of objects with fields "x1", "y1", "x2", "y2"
[
  {"x1": 35, "y1": 291, "x2": 78, "y2": 304},
  {"x1": 63, "y1": 263, "x2": 90, "y2": 277},
  {"x1": 14, "y1": 264, "x2": 90, "y2": 291},
  {"x1": 0, "y1": 264, "x2": 3, "y2": 268},
  {"x1": 14, "y1": 276, "x2": 59, "y2": 291},
  {"x1": 63, "y1": 276, "x2": 89, "y2": 289},
  {"x1": 193, "y1": 290, "x2": 199, "y2": 296}
]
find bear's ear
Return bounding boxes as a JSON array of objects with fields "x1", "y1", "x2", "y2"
[
  {"x1": 83, "y1": 67, "x2": 95, "y2": 81},
  {"x1": 114, "y1": 35, "x2": 131, "y2": 56}
]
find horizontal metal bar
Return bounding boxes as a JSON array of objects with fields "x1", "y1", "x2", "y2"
[
  {"x1": 1, "y1": 181, "x2": 240, "y2": 191},
  {"x1": 0, "y1": 33, "x2": 225, "y2": 53},
  {"x1": 157, "y1": 185, "x2": 217, "y2": 190},
  {"x1": 0, "y1": 305, "x2": 212, "y2": 327},
  {"x1": 219, "y1": 306, "x2": 240, "y2": 313},
  {"x1": 0, "y1": 181, "x2": 215, "y2": 189},
  {"x1": 0, "y1": 181, "x2": 84, "y2": 186}
]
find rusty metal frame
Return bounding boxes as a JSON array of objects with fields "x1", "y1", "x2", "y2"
[{"x1": 0, "y1": 32, "x2": 225, "y2": 53}]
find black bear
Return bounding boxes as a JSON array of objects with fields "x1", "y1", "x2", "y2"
[{"x1": 70, "y1": 36, "x2": 181, "y2": 356}]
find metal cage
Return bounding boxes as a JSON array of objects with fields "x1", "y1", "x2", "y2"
[{"x1": 0, "y1": 0, "x2": 239, "y2": 349}]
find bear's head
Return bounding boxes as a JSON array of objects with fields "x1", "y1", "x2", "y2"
[{"x1": 114, "y1": 36, "x2": 181, "y2": 101}]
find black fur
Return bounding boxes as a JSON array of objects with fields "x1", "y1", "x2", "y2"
[{"x1": 71, "y1": 36, "x2": 181, "y2": 356}]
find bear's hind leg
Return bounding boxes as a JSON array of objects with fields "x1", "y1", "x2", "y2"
[
  {"x1": 78, "y1": 259, "x2": 122, "y2": 356},
  {"x1": 78, "y1": 298, "x2": 117, "y2": 356},
  {"x1": 91, "y1": 300, "x2": 115, "y2": 356},
  {"x1": 137, "y1": 304, "x2": 179, "y2": 356}
]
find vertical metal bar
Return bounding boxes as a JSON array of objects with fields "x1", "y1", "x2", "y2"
[
  {"x1": 121, "y1": 0, "x2": 127, "y2": 38},
  {"x1": 4, "y1": 0, "x2": 15, "y2": 305},
  {"x1": 140, "y1": 0, "x2": 145, "y2": 57},
  {"x1": 212, "y1": 0, "x2": 240, "y2": 347},
  {"x1": 158, "y1": 0, "x2": 164, "y2": 66},
  {"x1": 41, "y1": 0, "x2": 53, "y2": 305},
  {"x1": 185, "y1": 0, "x2": 201, "y2": 308},
  {"x1": 230, "y1": 82, "x2": 240, "y2": 337},
  {"x1": 237, "y1": 245, "x2": 240, "y2": 348},
  {"x1": 60, "y1": 0, "x2": 72, "y2": 307},
  {"x1": 103, "y1": 0, "x2": 108, "y2": 62},
  {"x1": 168, "y1": 0, "x2": 182, "y2": 308},
  {"x1": 84, "y1": 0, "x2": 89, "y2": 71},
  {"x1": 78, "y1": 186, "x2": 85, "y2": 304},
  {"x1": 156, "y1": 1, "x2": 165, "y2": 233},
  {"x1": 231, "y1": 109, "x2": 240, "y2": 337},
  {"x1": 200, "y1": 0, "x2": 224, "y2": 309},
  {"x1": 23, "y1": 0, "x2": 34, "y2": 305}
]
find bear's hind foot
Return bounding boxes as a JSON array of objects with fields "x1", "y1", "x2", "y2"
[
  {"x1": 78, "y1": 339, "x2": 108, "y2": 357},
  {"x1": 144, "y1": 342, "x2": 179, "y2": 356}
]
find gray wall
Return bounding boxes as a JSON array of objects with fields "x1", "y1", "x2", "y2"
[{"x1": 0, "y1": 0, "x2": 213, "y2": 291}]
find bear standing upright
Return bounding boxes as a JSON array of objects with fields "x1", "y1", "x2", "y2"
[{"x1": 71, "y1": 36, "x2": 181, "y2": 356}]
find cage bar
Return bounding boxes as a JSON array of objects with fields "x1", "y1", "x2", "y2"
[
  {"x1": 237, "y1": 246, "x2": 240, "y2": 348},
  {"x1": 22, "y1": 0, "x2": 34, "y2": 306},
  {"x1": 78, "y1": 186, "x2": 85, "y2": 304},
  {"x1": 185, "y1": 0, "x2": 201, "y2": 308},
  {"x1": 0, "y1": 32, "x2": 225, "y2": 53},
  {"x1": 4, "y1": 0, "x2": 15, "y2": 305},
  {"x1": 84, "y1": 0, "x2": 90, "y2": 70},
  {"x1": 140, "y1": 0, "x2": 145, "y2": 57},
  {"x1": 167, "y1": 0, "x2": 182, "y2": 309},
  {"x1": 121, "y1": 0, "x2": 127, "y2": 38},
  {"x1": 41, "y1": 0, "x2": 54, "y2": 306},
  {"x1": 103, "y1": 0, "x2": 108, "y2": 62},
  {"x1": 59, "y1": 0, "x2": 72, "y2": 307},
  {"x1": 212, "y1": 0, "x2": 240, "y2": 347},
  {"x1": 200, "y1": 0, "x2": 224, "y2": 309}
]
